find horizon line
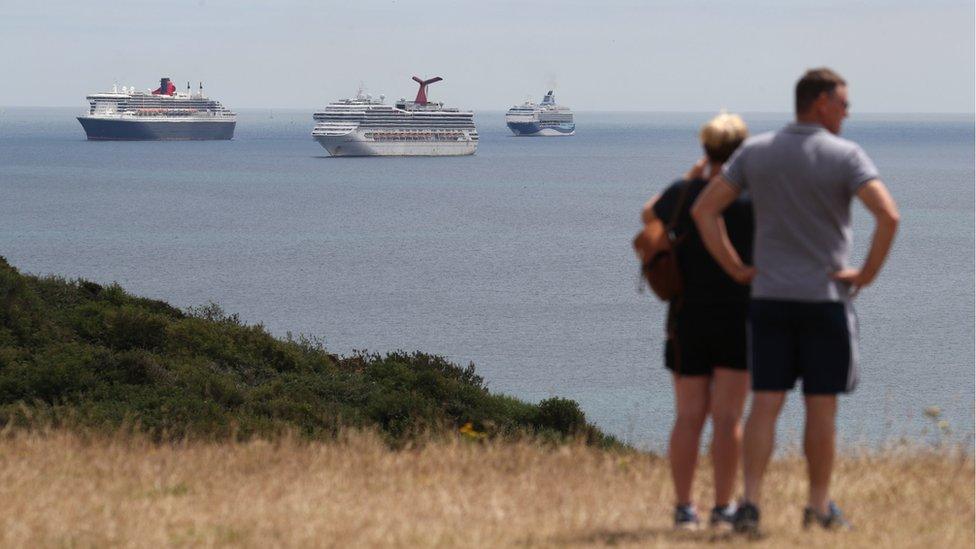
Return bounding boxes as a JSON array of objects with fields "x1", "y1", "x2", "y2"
[{"x1": 1, "y1": 105, "x2": 974, "y2": 117}]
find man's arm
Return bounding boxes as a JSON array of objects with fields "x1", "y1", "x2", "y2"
[
  {"x1": 832, "y1": 179, "x2": 900, "y2": 293},
  {"x1": 690, "y1": 175, "x2": 755, "y2": 284}
]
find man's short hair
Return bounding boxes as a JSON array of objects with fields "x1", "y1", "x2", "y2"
[
  {"x1": 795, "y1": 68, "x2": 847, "y2": 114},
  {"x1": 700, "y1": 112, "x2": 748, "y2": 163}
]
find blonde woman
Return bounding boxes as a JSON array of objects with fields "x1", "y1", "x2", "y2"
[{"x1": 640, "y1": 113, "x2": 752, "y2": 530}]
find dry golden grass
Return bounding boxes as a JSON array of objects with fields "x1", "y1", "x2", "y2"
[{"x1": 0, "y1": 430, "x2": 971, "y2": 548}]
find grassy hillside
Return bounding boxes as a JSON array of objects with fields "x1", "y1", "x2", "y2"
[{"x1": 0, "y1": 258, "x2": 614, "y2": 446}]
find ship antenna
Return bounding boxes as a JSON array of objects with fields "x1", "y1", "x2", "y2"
[
  {"x1": 411, "y1": 75, "x2": 443, "y2": 105},
  {"x1": 199, "y1": 82, "x2": 203, "y2": 97}
]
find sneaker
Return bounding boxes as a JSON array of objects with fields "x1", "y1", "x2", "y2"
[
  {"x1": 803, "y1": 501, "x2": 853, "y2": 531},
  {"x1": 673, "y1": 504, "x2": 701, "y2": 530},
  {"x1": 709, "y1": 504, "x2": 736, "y2": 530},
  {"x1": 732, "y1": 501, "x2": 761, "y2": 536}
]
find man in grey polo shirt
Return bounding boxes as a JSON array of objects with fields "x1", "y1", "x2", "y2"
[{"x1": 691, "y1": 68, "x2": 899, "y2": 534}]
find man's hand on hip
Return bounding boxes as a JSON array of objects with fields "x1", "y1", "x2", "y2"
[
  {"x1": 733, "y1": 265, "x2": 758, "y2": 285},
  {"x1": 832, "y1": 268, "x2": 871, "y2": 297}
]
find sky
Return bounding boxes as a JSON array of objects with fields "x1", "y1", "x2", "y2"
[{"x1": 2, "y1": 0, "x2": 973, "y2": 112}]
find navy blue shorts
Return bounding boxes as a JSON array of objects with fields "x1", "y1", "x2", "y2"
[
  {"x1": 748, "y1": 299, "x2": 859, "y2": 394},
  {"x1": 665, "y1": 302, "x2": 749, "y2": 377}
]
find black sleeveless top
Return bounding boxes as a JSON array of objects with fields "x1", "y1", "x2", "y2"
[{"x1": 652, "y1": 178, "x2": 754, "y2": 305}]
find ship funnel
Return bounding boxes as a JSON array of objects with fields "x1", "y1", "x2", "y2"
[
  {"x1": 153, "y1": 77, "x2": 176, "y2": 95},
  {"x1": 411, "y1": 75, "x2": 443, "y2": 105}
]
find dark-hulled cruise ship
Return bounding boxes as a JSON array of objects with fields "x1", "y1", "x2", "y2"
[{"x1": 77, "y1": 78, "x2": 236, "y2": 140}]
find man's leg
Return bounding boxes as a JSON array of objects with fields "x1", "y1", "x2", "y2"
[
  {"x1": 803, "y1": 395, "x2": 837, "y2": 515},
  {"x1": 796, "y1": 301, "x2": 854, "y2": 519},
  {"x1": 742, "y1": 390, "x2": 786, "y2": 505},
  {"x1": 709, "y1": 368, "x2": 750, "y2": 507},
  {"x1": 669, "y1": 374, "x2": 711, "y2": 506}
]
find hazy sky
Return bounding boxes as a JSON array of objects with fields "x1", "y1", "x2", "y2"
[{"x1": 2, "y1": 0, "x2": 973, "y2": 112}]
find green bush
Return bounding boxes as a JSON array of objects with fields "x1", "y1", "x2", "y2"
[
  {"x1": 535, "y1": 397, "x2": 587, "y2": 435},
  {"x1": 0, "y1": 257, "x2": 618, "y2": 447}
]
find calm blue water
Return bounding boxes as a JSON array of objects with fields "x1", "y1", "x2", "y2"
[{"x1": 0, "y1": 107, "x2": 973, "y2": 450}]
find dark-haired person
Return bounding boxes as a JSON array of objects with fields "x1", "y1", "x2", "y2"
[
  {"x1": 692, "y1": 68, "x2": 899, "y2": 535},
  {"x1": 640, "y1": 113, "x2": 753, "y2": 530}
]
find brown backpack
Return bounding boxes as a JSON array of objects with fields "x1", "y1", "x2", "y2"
[{"x1": 633, "y1": 183, "x2": 691, "y2": 301}]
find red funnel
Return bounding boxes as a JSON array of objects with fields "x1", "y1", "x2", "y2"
[
  {"x1": 152, "y1": 77, "x2": 176, "y2": 95},
  {"x1": 412, "y1": 76, "x2": 443, "y2": 105}
]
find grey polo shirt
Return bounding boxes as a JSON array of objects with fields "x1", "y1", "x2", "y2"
[{"x1": 722, "y1": 122, "x2": 880, "y2": 302}]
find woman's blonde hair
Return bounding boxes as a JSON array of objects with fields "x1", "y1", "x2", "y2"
[{"x1": 700, "y1": 112, "x2": 748, "y2": 163}]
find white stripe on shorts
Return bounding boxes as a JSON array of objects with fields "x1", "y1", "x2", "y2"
[{"x1": 844, "y1": 300, "x2": 859, "y2": 392}]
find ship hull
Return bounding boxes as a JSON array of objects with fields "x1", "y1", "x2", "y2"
[
  {"x1": 77, "y1": 117, "x2": 236, "y2": 141},
  {"x1": 314, "y1": 131, "x2": 477, "y2": 157},
  {"x1": 505, "y1": 121, "x2": 575, "y2": 136}
]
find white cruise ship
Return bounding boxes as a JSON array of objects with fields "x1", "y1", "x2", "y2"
[
  {"x1": 312, "y1": 76, "x2": 478, "y2": 156},
  {"x1": 77, "y1": 77, "x2": 236, "y2": 140},
  {"x1": 505, "y1": 90, "x2": 575, "y2": 136}
]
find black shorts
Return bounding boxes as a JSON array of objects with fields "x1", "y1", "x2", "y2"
[
  {"x1": 665, "y1": 302, "x2": 748, "y2": 377},
  {"x1": 749, "y1": 299, "x2": 859, "y2": 395}
]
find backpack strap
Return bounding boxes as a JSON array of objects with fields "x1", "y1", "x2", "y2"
[
  {"x1": 664, "y1": 181, "x2": 695, "y2": 360},
  {"x1": 666, "y1": 181, "x2": 688, "y2": 228},
  {"x1": 666, "y1": 180, "x2": 694, "y2": 247}
]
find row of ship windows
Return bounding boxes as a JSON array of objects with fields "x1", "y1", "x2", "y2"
[
  {"x1": 316, "y1": 113, "x2": 473, "y2": 120},
  {"x1": 93, "y1": 98, "x2": 223, "y2": 103},
  {"x1": 89, "y1": 110, "x2": 226, "y2": 116},
  {"x1": 361, "y1": 129, "x2": 477, "y2": 134},
  {"x1": 323, "y1": 124, "x2": 477, "y2": 128},
  {"x1": 315, "y1": 116, "x2": 474, "y2": 124},
  {"x1": 334, "y1": 128, "x2": 477, "y2": 132},
  {"x1": 363, "y1": 131, "x2": 476, "y2": 141},
  {"x1": 322, "y1": 110, "x2": 471, "y2": 113},
  {"x1": 318, "y1": 116, "x2": 474, "y2": 124},
  {"x1": 89, "y1": 108, "x2": 229, "y2": 114},
  {"x1": 91, "y1": 103, "x2": 227, "y2": 109},
  {"x1": 90, "y1": 110, "x2": 230, "y2": 114},
  {"x1": 320, "y1": 121, "x2": 476, "y2": 125}
]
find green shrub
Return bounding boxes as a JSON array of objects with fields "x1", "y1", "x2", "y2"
[
  {"x1": 0, "y1": 257, "x2": 617, "y2": 447},
  {"x1": 535, "y1": 397, "x2": 587, "y2": 436},
  {"x1": 105, "y1": 306, "x2": 170, "y2": 351}
]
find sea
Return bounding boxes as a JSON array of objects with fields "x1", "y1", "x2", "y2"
[{"x1": 0, "y1": 107, "x2": 972, "y2": 451}]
